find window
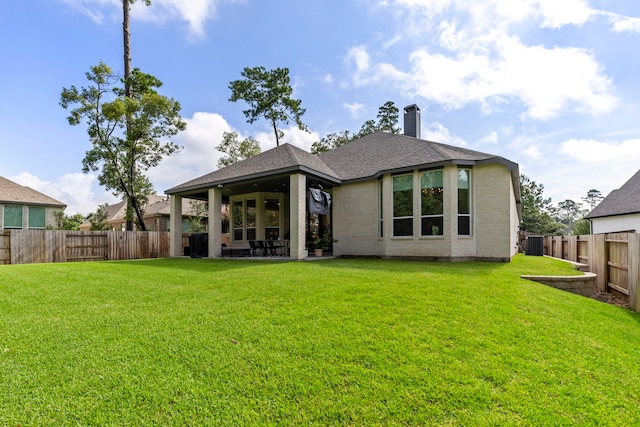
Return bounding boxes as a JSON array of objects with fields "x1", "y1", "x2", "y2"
[
  {"x1": 264, "y1": 198, "x2": 280, "y2": 240},
  {"x1": 393, "y1": 174, "x2": 413, "y2": 236},
  {"x1": 246, "y1": 199, "x2": 256, "y2": 241},
  {"x1": 458, "y1": 169, "x2": 471, "y2": 236},
  {"x1": 378, "y1": 180, "x2": 384, "y2": 238},
  {"x1": 28, "y1": 206, "x2": 46, "y2": 229},
  {"x1": 232, "y1": 200, "x2": 243, "y2": 241},
  {"x1": 421, "y1": 170, "x2": 444, "y2": 236},
  {"x1": 3, "y1": 205, "x2": 23, "y2": 229}
]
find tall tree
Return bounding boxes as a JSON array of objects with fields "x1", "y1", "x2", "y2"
[
  {"x1": 228, "y1": 66, "x2": 308, "y2": 146},
  {"x1": 122, "y1": 0, "x2": 151, "y2": 229},
  {"x1": 311, "y1": 101, "x2": 400, "y2": 154},
  {"x1": 215, "y1": 131, "x2": 261, "y2": 168},
  {"x1": 557, "y1": 199, "x2": 582, "y2": 229},
  {"x1": 60, "y1": 63, "x2": 186, "y2": 230},
  {"x1": 52, "y1": 212, "x2": 86, "y2": 230},
  {"x1": 375, "y1": 101, "x2": 401, "y2": 134},
  {"x1": 582, "y1": 189, "x2": 604, "y2": 210},
  {"x1": 88, "y1": 203, "x2": 110, "y2": 231},
  {"x1": 519, "y1": 174, "x2": 564, "y2": 235}
]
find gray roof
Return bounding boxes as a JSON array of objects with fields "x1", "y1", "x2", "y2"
[
  {"x1": 318, "y1": 132, "x2": 516, "y2": 182},
  {"x1": 167, "y1": 143, "x2": 340, "y2": 194},
  {"x1": 166, "y1": 132, "x2": 519, "y2": 197},
  {"x1": 0, "y1": 175, "x2": 66, "y2": 207},
  {"x1": 586, "y1": 169, "x2": 640, "y2": 219}
]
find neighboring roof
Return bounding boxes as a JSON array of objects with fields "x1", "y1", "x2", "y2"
[
  {"x1": 586, "y1": 169, "x2": 640, "y2": 219},
  {"x1": 0, "y1": 175, "x2": 66, "y2": 208},
  {"x1": 97, "y1": 196, "x2": 199, "y2": 223},
  {"x1": 166, "y1": 132, "x2": 520, "y2": 197}
]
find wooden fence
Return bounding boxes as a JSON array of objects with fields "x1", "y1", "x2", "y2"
[
  {"x1": 0, "y1": 230, "x2": 170, "y2": 265},
  {"x1": 542, "y1": 233, "x2": 640, "y2": 313}
]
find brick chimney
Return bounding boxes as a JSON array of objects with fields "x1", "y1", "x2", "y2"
[{"x1": 403, "y1": 104, "x2": 421, "y2": 138}]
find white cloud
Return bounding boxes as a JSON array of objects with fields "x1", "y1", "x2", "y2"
[
  {"x1": 522, "y1": 145, "x2": 542, "y2": 160},
  {"x1": 343, "y1": 102, "x2": 365, "y2": 118},
  {"x1": 10, "y1": 172, "x2": 118, "y2": 215},
  {"x1": 560, "y1": 138, "x2": 640, "y2": 163},
  {"x1": 608, "y1": 14, "x2": 640, "y2": 33},
  {"x1": 152, "y1": 112, "x2": 319, "y2": 193},
  {"x1": 62, "y1": 0, "x2": 237, "y2": 39},
  {"x1": 150, "y1": 112, "x2": 232, "y2": 191},
  {"x1": 392, "y1": 0, "x2": 594, "y2": 31},
  {"x1": 422, "y1": 122, "x2": 467, "y2": 146},
  {"x1": 477, "y1": 131, "x2": 498, "y2": 144},
  {"x1": 349, "y1": 1, "x2": 617, "y2": 121},
  {"x1": 255, "y1": 126, "x2": 319, "y2": 153}
]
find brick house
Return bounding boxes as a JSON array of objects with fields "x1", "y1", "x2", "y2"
[
  {"x1": 166, "y1": 105, "x2": 521, "y2": 261},
  {"x1": 0, "y1": 175, "x2": 67, "y2": 230}
]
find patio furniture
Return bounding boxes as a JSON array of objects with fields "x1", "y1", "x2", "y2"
[{"x1": 267, "y1": 240, "x2": 287, "y2": 256}]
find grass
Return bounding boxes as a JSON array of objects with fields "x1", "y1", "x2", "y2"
[{"x1": 1, "y1": 255, "x2": 639, "y2": 426}]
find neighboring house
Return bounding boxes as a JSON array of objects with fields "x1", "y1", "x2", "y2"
[
  {"x1": 166, "y1": 105, "x2": 521, "y2": 261},
  {"x1": 586, "y1": 169, "x2": 640, "y2": 234},
  {"x1": 0, "y1": 175, "x2": 67, "y2": 230},
  {"x1": 79, "y1": 195, "x2": 214, "y2": 232}
]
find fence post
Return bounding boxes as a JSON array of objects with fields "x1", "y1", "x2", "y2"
[
  {"x1": 628, "y1": 233, "x2": 639, "y2": 313},
  {"x1": 590, "y1": 234, "x2": 607, "y2": 293}
]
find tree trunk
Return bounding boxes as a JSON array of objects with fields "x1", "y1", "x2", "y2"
[
  {"x1": 272, "y1": 121, "x2": 279, "y2": 146},
  {"x1": 123, "y1": 0, "x2": 132, "y2": 98},
  {"x1": 123, "y1": 0, "x2": 136, "y2": 230}
]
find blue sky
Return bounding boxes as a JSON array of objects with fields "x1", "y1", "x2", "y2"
[{"x1": 2, "y1": 0, "x2": 640, "y2": 214}]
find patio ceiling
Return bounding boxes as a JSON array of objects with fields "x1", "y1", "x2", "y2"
[{"x1": 177, "y1": 172, "x2": 337, "y2": 203}]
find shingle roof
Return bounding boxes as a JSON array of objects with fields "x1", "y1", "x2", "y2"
[
  {"x1": 318, "y1": 132, "x2": 515, "y2": 181},
  {"x1": 0, "y1": 176, "x2": 66, "y2": 207},
  {"x1": 166, "y1": 132, "x2": 519, "y2": 194},
  {"x1": 586, "y1": 169, "x2": 640, "y2": 219},
  {"x1": 166, "y1": 143, "x2": 340, "y2": 194}
]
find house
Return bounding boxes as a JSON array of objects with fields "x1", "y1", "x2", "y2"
[
  {"x1": 79, "y1": 195, "x2": 218, "y2": 233},
  {"x1": 0, "y1": 175, "x2": 67, "y2": 230},
  {"x1": 586, "y1": 169, "x2": 640, "y2": 234},
  {"x1": 165, "y1": 105, "x2": 521, "y2": 261}
]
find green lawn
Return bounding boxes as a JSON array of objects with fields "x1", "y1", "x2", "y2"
[{"x1": 1, "y1": 255, "x2": 639, "y2": 426}]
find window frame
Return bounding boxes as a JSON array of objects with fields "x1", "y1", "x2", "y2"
[
  {"x1": 392, "y1": 174, "x2": 414, "y2": 237},
  {"x1": 457, "y1": 168, "x2": 472, "y2": 236},
  {"x1": 3, "y1": 204, "x2": 24, "y2": 229},
  {"x1": 420, "y1": 169, "x2": 444, "y2": 236},
  {"x1": 28, "y1": 206, "x2": 46, "y2": 229}
]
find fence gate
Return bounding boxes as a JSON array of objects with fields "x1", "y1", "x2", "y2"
[
  {"x1": 605, "y1": 234, "x2": 629, "y2": 298},
  {"x1": 66, "y1": 234, "x2": 108, "y2": 262}
]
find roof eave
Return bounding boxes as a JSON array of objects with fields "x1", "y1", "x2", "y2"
[{"x1": 166, "y1": 165, "x2": 341, "y2": 195}]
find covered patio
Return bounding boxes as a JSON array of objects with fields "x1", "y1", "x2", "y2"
[{"x1": 166, "y1": 144, "x2": 340, "y2": 260}]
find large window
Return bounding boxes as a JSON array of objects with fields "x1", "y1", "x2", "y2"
[
  {"x1": 393, "y1": 174, "x2": 413, "y2": 236},
  {"x1": 232, "y1": 200, "x2": 243, "y2": 241},
  {"x1": 421, "y1": 170, "x2": 444, "y2": 236},
  {"x1": 264, "y1": 198, "x2": 280, "y2": 239},
  {"x1": 28, "y1": 206, "x2": 46, "y2": 229},
  {"x1": 458, "y1": 169, "x2": 471, "y2": 236},
  {"x1": 3, "y1": 205, "x2": 23, "y2": 229},
  {"x1": 246, "y1": 199, "x2": 256, "y2": 241}
]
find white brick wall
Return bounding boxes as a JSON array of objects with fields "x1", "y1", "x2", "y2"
[{"x1": 332, "y1": 163, "x2": 517, "y2": 260}]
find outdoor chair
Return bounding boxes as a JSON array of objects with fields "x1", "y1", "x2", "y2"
[
  {"x1": 249, "y1": 240, "x2": 258, "y2": 256},
  {"x1": 257, "y1": 240, "x2": 267, "y2": 256}
]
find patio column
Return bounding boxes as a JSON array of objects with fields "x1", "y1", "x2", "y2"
[
  {"x1": 169, "y1": 195, "x2": 183, "y2": 257},
  {"x1": 208, "y1": 187, "x2": 222, "y2": 258},
  {"x1": 290, "y1": 173, "x2": 307, "y2": 260}
]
